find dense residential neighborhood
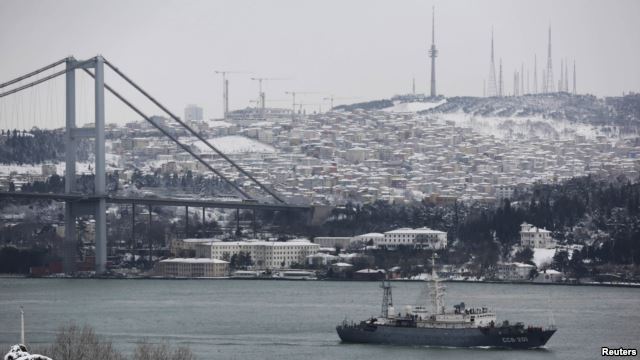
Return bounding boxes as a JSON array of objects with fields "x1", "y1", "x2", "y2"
[{"x1": 1, "y1": 95, "x2": 639, "y2": 283}]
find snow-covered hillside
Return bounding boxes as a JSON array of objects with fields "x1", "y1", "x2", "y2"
[
  {"x1": 189, "y1": 135, "x2": 276, "y2": 154},
  {"x1": 383, "y1": 99, "x2": 446, "y2": 113}
]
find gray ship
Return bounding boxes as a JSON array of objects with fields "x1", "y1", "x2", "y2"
[{"x1": 336, "y1": 255, "x2": 557, "y2": 349}]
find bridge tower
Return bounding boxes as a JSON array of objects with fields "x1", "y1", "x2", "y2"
[{"x1": 63, "y1": 56, "x2": 107, "y2": 274}]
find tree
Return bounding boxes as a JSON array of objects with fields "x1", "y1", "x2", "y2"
[
  {"x1": 552, "y1": 250, "x2": 570, "y2": 272},
  {"x1": 568, "y1": 250, "x2": 588, "y2": 279},
  {"x1": 514, "y1": 247, "x2": 534, "y2": 265}
]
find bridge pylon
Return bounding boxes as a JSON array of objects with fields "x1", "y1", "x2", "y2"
[{"x1": 63, "y1": 56, "x2": 107, "y2": 274}]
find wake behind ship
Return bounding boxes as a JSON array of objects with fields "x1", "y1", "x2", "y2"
[{"x1": 336, "y1": 255, "x2": 556, "y2": 349}]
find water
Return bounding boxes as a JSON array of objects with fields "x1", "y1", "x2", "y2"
[{"x1": 1, "y1": 279, "x2": 638, "y2": 359}]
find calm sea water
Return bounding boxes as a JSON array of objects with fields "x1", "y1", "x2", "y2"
[{"x1": 1, "y1": 279, "x2": 638, "y2": 359}]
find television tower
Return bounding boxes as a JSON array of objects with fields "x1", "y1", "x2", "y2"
[
  {"x1": 545, "y1": 26, "x2": 554, "y2": 93},
  {"x1": 564, "y1": 59, "x2": 569, "y2": 93},
  {"x1": 521, "y1": 63, "x2": 524, "y2": 95},
  {"x1": 498, "y1": 58, "x2": 503, "y2": 97},
  {"x1": 533, "y1": 55, "x2": 538, "y2": 94},
  {"x1": 487, "y1": 28, "x2": 498, "y2": 97},
  {"x1": 429, "y1": 6, "x2": 438, "y2": 98},
  {"x1": 573, "y1": 60, "x2": 576, "y2": 94}
]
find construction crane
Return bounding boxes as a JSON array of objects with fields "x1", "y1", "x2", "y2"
[
  {"x1": 214, "y1": 70, "x2": 250, "y2": 119},
  {"x1": 323, "y1": 95, "x2": 359, "y2": 110},
  {"x1": 285, "y1": 91, "x2": 322, "y2": 121},
  {"x1": 250, "y1": 77, "x2": 290, "y2": 118},
  {"x1": 295, "y1": 102, "x2": 323, "y2": 115}
]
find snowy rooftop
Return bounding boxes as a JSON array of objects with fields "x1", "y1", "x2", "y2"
[{"x1": 384, "y1": 227, "x2": 446, "y2": 235}]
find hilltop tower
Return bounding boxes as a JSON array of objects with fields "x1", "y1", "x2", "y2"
[
  {"x1": 573, "y1": 60, "x2": 576, "y2": 94},
  {"x1": 429, "y1": 6, "x2": 438, "y2": 97},
  {"x1": 564, "y1": 59, "x2": 569, "y2": 93},
  {"x1": 498, "y1": 59, "x2": 503, "y2": 97},
  {"x1": 533, "y1": 55, "x2": 538, "y2": 94},
  {"x1": 545, "y1": 26, "x2": 554, "y2": 93},
  {"x1": 487, "y1": 28, "x2": 498, "y2": 97}
]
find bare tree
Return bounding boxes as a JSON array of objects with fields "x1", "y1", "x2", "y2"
[
  {"x1": 45, "y1": 324, "x2": 124, "y2": 360},
  {"x1": 39, "y1": 324, "x2": 195, "y2": 360}
]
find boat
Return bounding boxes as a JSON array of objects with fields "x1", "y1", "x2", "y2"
[
  {"x1": 336, "y1": 254, "x2": 557, "y2": 349},
  {"x1": 276, "y1": 270, "x2": 317, "y2": 280}
]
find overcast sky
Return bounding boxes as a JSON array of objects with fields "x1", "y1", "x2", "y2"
[{"x1": 0, "y1": 0, "x2": 639, "y2": 125}]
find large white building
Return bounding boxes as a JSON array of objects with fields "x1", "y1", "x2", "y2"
[
  {"x1": 520, "y1": 222, "x2": 556, "y2": 249},
  {"x1": 154, "y1": 258, "x2": 229, "y2": 278},
  {"x1": 375, "y1": 227, "x2": 447, "y2": 249},
  {"x1": 195, "y1": 239, "x2": 320, "y2": 269}
]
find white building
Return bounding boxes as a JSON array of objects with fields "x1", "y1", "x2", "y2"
[
  {"x1": 312, "y1": 236, "x2": 353, "y2": 249},
  {"x1": 496, "y1": 262, "x2": 536, "y2": 281},
  {"x1": 379, "y1": 227, "x2": 447, "y2": 249},
  {"x1": 154, "y1": 258, "x2": 229, "y2": 278},
  {"x1": 353, "y1": 233, "x2": 384, "y2": 245},
  {"x1": 196, "y1": 239, "x2": 320, "y2": 269},
  {"x1": 520, "y1": 222, "x2": 556, "y2": 249},
  {"x1": 184, "y1": 104, "x2": 203, "y2": 122}
]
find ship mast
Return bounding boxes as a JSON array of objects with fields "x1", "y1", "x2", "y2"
[
  {"x1": 429, "y1": 253, "x2": 445, "y2": 314},
  {"x1": 381, "y1": 279, "x2": 393, "y2": 318},
  {"x1": 20, "y1": 306, "x2": 25, "y2": 345}
]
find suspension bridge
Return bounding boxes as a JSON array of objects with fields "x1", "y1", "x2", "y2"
[{"x1": 0, "y1": 55, "x2": 332, "y2": 274}]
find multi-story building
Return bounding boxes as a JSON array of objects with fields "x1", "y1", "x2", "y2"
[
  {"x1": 195, "y1": 239, "x2": 320, "y2": 269},
  {"x1": 377, "y1": 227, "x2": 447, "y2": 249},
  {"x1": 154, "y1": 258, "x2": 229, "y2": 277},
  {"x1": 495, "y1": 262, "x2": 536, "y2": 281},
  {"x1": 184, "y1": 104, "x2": 203, "y2": 122},
  {"x1": 312, "y1": 236, "x2": 353, "y2": 249},
  {"x1": 520, "y1": 222, "x2": 556, "y2": 248}
]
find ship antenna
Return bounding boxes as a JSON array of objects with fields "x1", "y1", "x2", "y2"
[
  {"x1": 429, "y1": 253, "x2": 446, "y2": 314},
  {"x1": 380, "y1": 277, "x2": 393, "y2": 318},
  {"x1": 20, "y1": 306, "x2": 25, "y2": 345}
]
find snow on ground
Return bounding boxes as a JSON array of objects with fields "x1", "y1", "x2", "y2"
[
  {"x1": 383, "y1": 99, "x2": 446, "y2": 113},
  {"x1": 433, "y1": 111, "x2": 609, "y2": 141},
  {"x1": 188, "y1": 135, "x2": 276, "y2": 154},
  {"x1": 533, "y1": 248, "x2": 556, "y2": 267}
]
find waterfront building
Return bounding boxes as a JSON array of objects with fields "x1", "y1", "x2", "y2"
[
  {"x1": 495, "y1": 262, "x2": 536, "y2": 281},
  {"x1": 153, "y1": 258, "x2": 229, "y2": 277},
  {"x1": 196, "y1": 239, "x2": 320, "y2": 270},
  {"x1": 379, "y1": 227, "x2": 447, "y2": 249}
]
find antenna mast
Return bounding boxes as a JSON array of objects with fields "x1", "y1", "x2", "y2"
[
  {"x1": 428, "y1": 6, "x2": 438, "y2": 98},
  {"x1": 20, "y1": 306, "x2": 25, "y2": 345},
  {"x1": 381, "y1": 279, "x2": 393, "y2": 318}
]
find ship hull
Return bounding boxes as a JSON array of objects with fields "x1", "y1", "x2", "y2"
[{"x1": 336, "y1": 323, "x2": 556, "y2": 349}]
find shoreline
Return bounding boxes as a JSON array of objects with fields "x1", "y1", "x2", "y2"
[{"x1": 2, "y1": 274, "x2": 639, "y2": 288}]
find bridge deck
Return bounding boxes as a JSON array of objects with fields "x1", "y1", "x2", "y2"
[{"x1": 0, "y1": 192, "x2": 310, "y2": 212}]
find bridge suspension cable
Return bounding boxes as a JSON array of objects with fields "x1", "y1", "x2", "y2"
[
  {"x1": 0, "y1": 57, "x2": 68, "y2": 89},
  {"x1": 80, "y1": 67, "x2": 253, "y2": 200},
  {"x1": 102, "y1": 58, "x2": 286, "y2": 204},
  {"x1": 0, "y1": 58, "x2": 96, "y2": 99}
]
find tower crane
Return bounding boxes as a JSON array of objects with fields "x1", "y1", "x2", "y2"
[
  {"x1": 214, "y1": 70, "x2": 250, "y2": 119},
  {"x1": 250, "y1": 77, "x2": 290, "y2": 117},
  {"x1": 323, "y1": 95, "x2": 359, "y2": 110},
  {"x1": 285, "y1": 91, "x2": 322, "y2": 121}
]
